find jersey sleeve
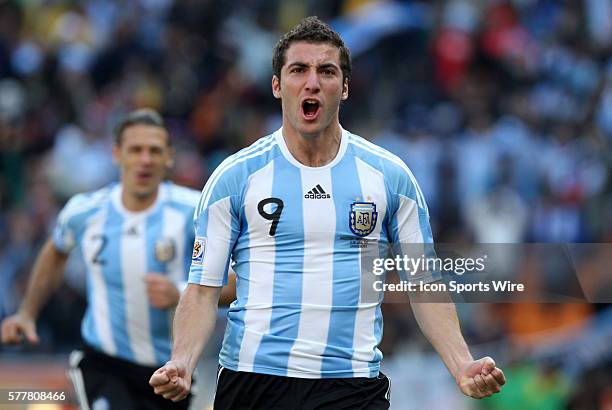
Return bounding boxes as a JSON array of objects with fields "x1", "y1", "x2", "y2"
[
  {"x1": 386, "y1": 162, "x2": 439, "y2": 283},
  {"x1": 52, "y1": 194, "x2": 87, "y2": 254},
  {"x1": 188, "y1": 167, "x2": 242, "y2": 287}
]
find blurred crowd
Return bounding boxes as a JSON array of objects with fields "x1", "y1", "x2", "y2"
[{"x1": 1, "y1": 0, "x2": 612, "y2": 409}]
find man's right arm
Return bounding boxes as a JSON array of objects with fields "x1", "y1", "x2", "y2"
[
  {"x1": 1, "y1": 238, "x2": 68, "y2": 344},
  {"x1": 149, "y1": 283, "x2": 222, "y2": 402}
]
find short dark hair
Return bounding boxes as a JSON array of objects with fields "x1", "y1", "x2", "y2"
[
  {"x1": 272, "y1": 16, "x2": 351, "y2": 83},
  {"x1": 114, "y1": 108, "x2": 170, "y2": 146}
]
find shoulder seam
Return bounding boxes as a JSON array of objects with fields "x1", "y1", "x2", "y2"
[
  {"x1": 59, "y1": 188, "x2": 111, "y2": 223},
  {"x1": 166, "y1": 184, "x2": 201, "y2": 207},
  {"x1": 349, "y1": 135, "x2": 427, "y2": 211},
  {"x1": 196, "y1": 136, "x2": 278, "y2": 215}
]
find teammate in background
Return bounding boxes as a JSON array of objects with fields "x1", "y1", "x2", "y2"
[
  {"x1": 150, "y1": 17, "x2": 505, "y2": 409},
  {"x1": 1, "y1": 109, "x2": 202, "y2": 410}
]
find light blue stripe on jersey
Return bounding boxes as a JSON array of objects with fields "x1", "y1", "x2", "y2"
[
  {"x1": 82, "y1": 268, "x2": 101, "y2": 350},
  {"x1": 146, "y1": 209, "x2": 171, "y2": 364},
  {"x1": 224, "y1": 195, "x2": 242, "y2": 279},
  {"x1": 219, "y1": 143, "x2": 281, "y2": 367},
  {"x1": 347, "y1": 137, "x2": 430, "y2": 242},
  {"x1": 418, "y1": 206, "x2": 434, "y2": 244},
  {"x1": 104, "y1": 205, "x2": 134, "y2": 361},
  {"x1": 219, "y1": 203, "x2": 249, "y2": 367},
  {"x1": 348, "y1": 135, "x2": 427, "y2": 212},
  {"x1": 371, "y1": 308, "x2": 384, "y2": 377},
  {"x1": 320, "y1": 154, "x2": 362, "y2": 377},
  {"x1": 58, "y1": 193, "x2": 113, "y2": 355},
  {"x1": 253, "y1": 155, "x2": 304, "y2": 373},
  {"x1": 347, "y1": 137, "x2": 430, "y2": 375}
]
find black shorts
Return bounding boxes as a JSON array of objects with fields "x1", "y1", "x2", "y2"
[
  {"x1": 69, "y1": 346, "x2": 191, "y2": 410},
  {"x1": 214, "y1": 367, "x2": 390, "y2": 410}
]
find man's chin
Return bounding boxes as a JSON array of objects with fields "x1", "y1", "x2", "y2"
[
  {"x1": 128, "y1": 185, "x2": 159, "y2": 200},
  {"x1": 297, "y1": 122, "x2": 326, "y2": 138}
]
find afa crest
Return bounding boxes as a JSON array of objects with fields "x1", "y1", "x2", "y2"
[
  {"x1": 350, "y1": 202, "x2": 378, "y2": 237},
  {"x1": 155, "y1": 238, "x2": 176, "y2": 262}
]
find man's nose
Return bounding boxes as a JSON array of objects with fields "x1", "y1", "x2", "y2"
[
  {"x1": 139, "y1": 150, "x2": 153, "y2": 164},
  {"x1": 304, "y1": 69, "x2": 320, "y2": 93}
]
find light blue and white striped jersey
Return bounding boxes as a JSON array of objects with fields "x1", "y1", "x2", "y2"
[
  {"x1": 189, "y1": 128, "x2": 433, "y2": 378},
  {"x1": 53, "y1": 182, "x2": 200, "y2": 366}
]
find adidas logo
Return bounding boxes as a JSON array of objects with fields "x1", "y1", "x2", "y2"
[{"x1": 304, "y1": 184, "x2": 331, "y2": 199}]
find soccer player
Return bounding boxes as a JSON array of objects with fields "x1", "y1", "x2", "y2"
[
  {"x1": 150, "y1": 17, "x2": 506, "y2": 409},
  {"x1": 1, "y1": 109, "x2": 201, "y2": 410}
]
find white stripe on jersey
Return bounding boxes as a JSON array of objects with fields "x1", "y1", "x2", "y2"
[
  {"x1": 238, "y1": 160, "x2": 276, "y2": 372},
  {"x1": 286, "y1": 168, "x2": 336, "y2": 375},
  {"x1": 198, "y1": 196, "x2": 233, "y2": 286},
  {"x1": 351, "y1": 158, "x2": 387, "y2": 369},
  {"x1": 197, "y1": 134, "x2": 277, "y2": 216},
  {"x1": 396, "y1": 194, "x2": 423, "y2": 242},
  {"x1": 81, "y1": 207, "x2": 117, "y2": 356},
  {"x1": 348, "y1": 135, "x2": 427, "y2": 211},
  {"x1": 163, "y1": 206, "x2": 187, "y2": 285},
  {"x1": 395, "y1": 194, "x2": 428, "y2": 282},
  {"x1": 122, "y1": 216, "x2": 156, "y2": 365}
]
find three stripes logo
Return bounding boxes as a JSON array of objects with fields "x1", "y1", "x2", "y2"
[{"x1": 304, "y1": 184, "x2": 331, "y2": 199}]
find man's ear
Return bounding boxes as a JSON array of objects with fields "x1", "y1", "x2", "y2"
[
  {"x1": 272, "y1": 75, "x2": 281, "y2": 99},
  {"x1": 165, "y1": 146, "x2": 175, "y2": 169},
  {"x1": 341, "y1": 78, "x2": 349, "y2": 101}
]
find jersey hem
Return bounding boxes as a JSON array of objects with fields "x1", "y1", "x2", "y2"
[
  {"x1": 218, "y1": 359, "x2": 379, "y2": 379},
  {"x1": 187, "y1": 278, "x2": 224, "y2": 287}
]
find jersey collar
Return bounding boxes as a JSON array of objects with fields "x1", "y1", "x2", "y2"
[
  {"x1": 111, "y1": 182, "x2": 165, "y2": 217},
  {"x1": 275, "y1": 126, "x2": 349, "y2": 170}
]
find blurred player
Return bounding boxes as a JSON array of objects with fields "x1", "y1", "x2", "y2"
[
  {"x1": 150, "y1": 17, "x2": 505, "y2": 409},
  {"x1": 1, "y1": 109, "x2": 201, "y2": 410}
]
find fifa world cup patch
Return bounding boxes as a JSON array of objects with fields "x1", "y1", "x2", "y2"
[{"x1": 192, "y1": 237, "x2": 206, "y2": 265}]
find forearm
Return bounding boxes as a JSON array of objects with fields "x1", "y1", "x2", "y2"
[
  {"x1": 171, "y1": 284, "x2": 221, "y2": 374},
  {"x1": 219, "y1": 271, "x2": 237, "y2": 306},
  {"x1": 410, "y1": 291, "x2": 473, "y2": 381},
  {"x1": 19, "y1": 239, "x2": 68, "y2": 318}
]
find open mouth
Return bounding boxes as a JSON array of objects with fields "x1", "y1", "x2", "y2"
[
  {"x1": 301, "y1": 99, "x2": 320, "y2": 120},
  {"x1": 136, "y1": 172, "x2": 153, "y2": 183}
]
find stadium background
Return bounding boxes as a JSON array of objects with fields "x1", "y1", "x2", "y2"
[{"x1": 0, "y1": 0, "x2": 611, "y2": 409}]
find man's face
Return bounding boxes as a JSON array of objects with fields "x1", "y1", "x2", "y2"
[
  {"x1": 112, "y1": 124, "x2": 174, "y2": 198},
  {"x1": 272, "y1": 41, "x2": 348, "y2": 138}
]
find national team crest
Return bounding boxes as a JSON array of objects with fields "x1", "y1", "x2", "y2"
[
  {"x1": 192, "y1": 237, "x2": 206, "y2": 265},
  {"x1": 350, "y1": 202, "x2": 378, "y2": 237},
  {"x1": 155, "y1": 238, "x2": 176, "y2": 262}
]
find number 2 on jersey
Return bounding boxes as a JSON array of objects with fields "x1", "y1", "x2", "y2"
[{"x1": 92, "y1": 234, "x2": 107, "y2": 265}]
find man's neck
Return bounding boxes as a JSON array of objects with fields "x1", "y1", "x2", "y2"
[
  {"x1": 282, "y1": 122, "x2": 342, "y2": 167},
  {"x1": 121, "y1": 188, "x2": 159, "y2": 212}
]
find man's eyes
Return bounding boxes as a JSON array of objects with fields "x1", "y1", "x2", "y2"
[
  {"x1": 127, "y1": 147, "x2": 163, "y2": 154},
  {"x1": 288, "y1": 67, "x2": 337, "y2": 75}
]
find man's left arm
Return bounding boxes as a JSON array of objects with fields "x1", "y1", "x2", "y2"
[
  {"x1": 409, "y1": 292, "x2": 506, "y2": 398},
  {"x1": 387, "y1": 162, "x2": 505, "y2": 398}
]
